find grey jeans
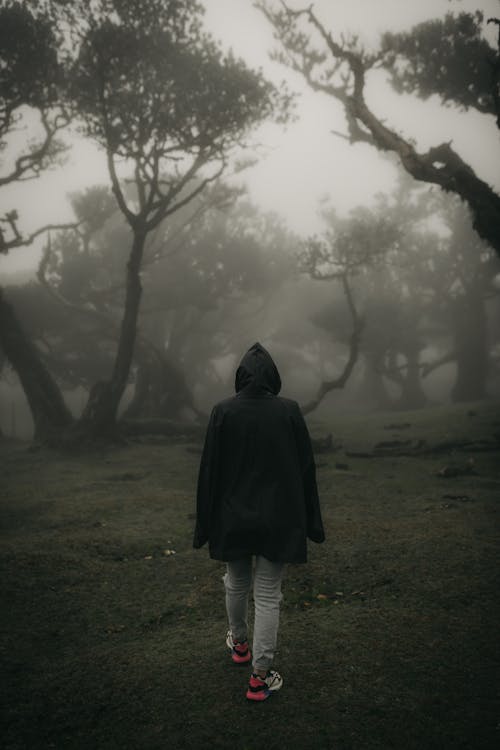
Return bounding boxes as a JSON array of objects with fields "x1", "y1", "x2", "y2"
[{"x1": 223, "y1": 556, "x2": 285, "y2": 671}]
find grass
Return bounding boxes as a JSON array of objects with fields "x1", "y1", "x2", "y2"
[{"x1": 1, "y1": 402, "x2": 499, "y2": 749}]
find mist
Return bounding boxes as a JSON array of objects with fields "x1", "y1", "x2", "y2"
[{"x1": 1, "y1": 1, "x2": 499, "y2": 748}]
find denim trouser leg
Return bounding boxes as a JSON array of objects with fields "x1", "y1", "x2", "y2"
[
  {"x1": 223, "y1": 557, "x2": 252, "y2": 643},
  {"x1": 224, "y1": 555, "x2": 285, "y2": 671},
  {"x1": 252, "y1": 556, "x2": 285, "y2": 670}
]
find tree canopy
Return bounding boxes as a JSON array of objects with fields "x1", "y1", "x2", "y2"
[{"x1": 382, "y1": 12, "x2": 497, "y2": 116}]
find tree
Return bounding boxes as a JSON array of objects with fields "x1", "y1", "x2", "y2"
[
  {"x1": 0, "y1": 2, "x2": 74, "y2": 248},
  {"x1": 65, "y1": 0, "x2": 287, "y2": 438},
  {"x1": 296, "y1": 205, "x2": 403, "y2": 412},
  {"x1": 487, "y1": 16, "x2": 500, "y2": 127},
  {"x1": 382, "y1": 12, "x2": 497, "y2": 119},
  {"x1": 348, "y1": 182, "x2": 499, "y2": 408},
  {"x1": 299, "y1": 173, "x2": 500, "y2": 411},
  {"x1": 0, "y1": 1, "x2": 76, "y2": 441},
  {"x1": 298, "y1": 192, "x2": 438, "y2": 412},
  {"x1": 354, "y1": 181, "x2": 441, "y2": 410},
  {"x1": 257, "y1": 3, "x2": 500, "y2": 259},
  {"x1": 130, "y1": 196, "x2": 296, "y2": 417},
  {"x1": 419, "y1": 194, "x2": 500, "y2": 402},
  {"x1": 1, "y1": 0, "x2": 288, "y2": 443},
  {"x1": 355, "y1": 185, "x2": 500, "y2": 407},
  {"x1": 15, "y1": 177, "x2": 296, "y2": 430}
]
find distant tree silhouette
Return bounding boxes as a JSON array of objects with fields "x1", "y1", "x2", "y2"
[{"x1": 35, "y1": 183, "x2": 295, "y2": 423}]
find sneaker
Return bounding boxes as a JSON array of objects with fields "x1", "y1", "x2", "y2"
[
  {"x1": 226, "y1": 630, "x2": 252, "y2": 664},
  {"x1": 246, "y1": 669, "x2": 283, "y2": 701}
]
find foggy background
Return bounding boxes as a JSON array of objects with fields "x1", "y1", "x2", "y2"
[
  {"x1": 2, "y1": 3, "x2": 500, "y2": 747},
  {"x1": 1, "y1": 0, "x2": 499, "y2": 439}
]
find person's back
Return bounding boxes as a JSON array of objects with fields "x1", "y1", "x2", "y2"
[{"x1": 194, "y1": 341, "x2": 325, "y2": 700}]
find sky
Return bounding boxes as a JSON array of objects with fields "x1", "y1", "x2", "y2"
[{"x1": 1, "y1": 0, "x2": 499, "y2": 275}]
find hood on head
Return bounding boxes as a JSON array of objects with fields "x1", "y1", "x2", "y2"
[{"x1": 235, "y1": 342, "x2": 282, "y2": 395}]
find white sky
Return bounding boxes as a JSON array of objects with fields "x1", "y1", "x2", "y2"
[{"x1": 1, "y1": 0, "x2": 499, "y2": 275}]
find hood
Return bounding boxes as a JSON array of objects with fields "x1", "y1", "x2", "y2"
[{"x1": 235, "y1": 342, "x2": 282, "y2": 395}]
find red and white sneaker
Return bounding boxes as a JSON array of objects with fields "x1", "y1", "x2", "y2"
[
  {"x1": 246, "y1": 669, "x2": 283, "y2": 701},
  {"x1": 226, "y1": 630, "x2": 252, "y2": 664}
]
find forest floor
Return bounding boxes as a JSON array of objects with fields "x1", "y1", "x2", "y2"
[{"x1": 1, "y1": 402, "x2": 499, "y2": 750}]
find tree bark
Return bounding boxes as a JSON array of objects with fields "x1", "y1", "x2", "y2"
[
  {"x1": 351, "y1": 101, "x2": 500, "y2": 258},
  {"x1": 78, "y1": 227, "x2": 147, "y2": 436},
  {"x1": 301, "y1": 323, "x2": 363, "y2": 414},
  {"x1": 451, "y1": 290, "x2": 488, "y2": 402},
  {"x1": 0, "y1": 287, "x2": 73, "y2": 441},
  {"x1": 121, "y1": 349, "x2": 204, "y2": 422},
  {"x1": 359, "y1": 351, "x2": 394, "y2": 410},
  {"x1": 398, "y1": 345, "x2": 427, "y2": 410},
  {"x1": 301, "y1": 275, "x2": 364, "y2": 414}
]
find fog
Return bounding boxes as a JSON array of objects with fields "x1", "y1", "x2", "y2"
[
  {"x1": 1, "y1": 0, "x2": 500, "y2": 439},
  {"x1": 2, "y1": 6, "x2": 500, "y2": 746}
]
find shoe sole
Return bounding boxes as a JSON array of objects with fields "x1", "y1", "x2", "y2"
[
  {"x1": 226, "y1": 634, "x2": 252, "y2": 664},
  {"x1": 231, "y1": 651, "x2": 252, "y2": 664},
  {"x1": 246, "y1": 679, "x2": 283, "y2": 701},
  {"x1": 246, "y1": 688, "x2": 271, "y2": 701}
]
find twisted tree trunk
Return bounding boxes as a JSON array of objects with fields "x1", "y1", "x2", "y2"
[
  {"x1": 359, "y1": 350, "x2": 394, "y2": 410},
  {"x1": 78, "y1": 227, "x2": 146, "y2": 437},
  {"x1": 451, "y1": 290, "x2": 488, "y2": 402},
  {"x1": 301, "y1": 276, "x2": 364, "y2": 414},
  {"x1": 0, "y1": 287, "x2": 73, "y2": 442},
  {"x1": 398, "y1": 345, "x2": 427, "y2": 410},
  {"x1": 122, "y1": 349, "x2": 204, "y2": 422}
]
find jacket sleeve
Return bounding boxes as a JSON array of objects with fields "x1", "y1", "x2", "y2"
[
  {"x1": 193, "y1": 406, "x2": 218, "y2": 549},
  {"x1": 292, "y1": 403, "x2": 325, "y2": 544}
]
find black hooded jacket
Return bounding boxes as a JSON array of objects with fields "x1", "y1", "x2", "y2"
[{"x1": 193, "y1": 342, "x2": 325, "y2": 563}]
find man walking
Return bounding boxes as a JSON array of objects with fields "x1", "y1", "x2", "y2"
[{"x1": 194, "y1": 342, "x2": 325, "y2": 701}]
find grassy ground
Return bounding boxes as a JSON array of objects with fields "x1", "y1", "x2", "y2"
[{"x1": 1, "y1": 402, "x2": 499, "y2": 750}]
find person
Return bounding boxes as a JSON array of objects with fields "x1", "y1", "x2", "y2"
[{"x1": 193, "y1": 342, "x2": 325, "y2": 701}]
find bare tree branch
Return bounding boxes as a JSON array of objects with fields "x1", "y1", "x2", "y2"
[
  {"x1": 0, "y1": 220, "x2": 79, "y2": 255},
  {"x1": 0, "y1": 108, "x2": 69, "y2": 187},
  {"x1": 420, "y1": 350, "x2": 456, "y2": 378},
  {"x1": 259, "y1": 1, "x2": 500, "y2": 256},
  {"x1": 300, "y1": 273, "x2": 364, "y2": 414}
]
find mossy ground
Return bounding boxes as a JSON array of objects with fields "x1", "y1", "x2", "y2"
[{"x1": 1, "y1": 403, "x2": 499, "y2": 749}]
